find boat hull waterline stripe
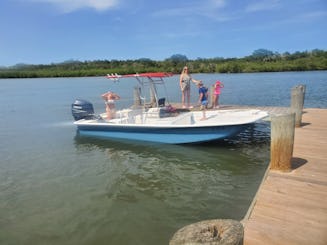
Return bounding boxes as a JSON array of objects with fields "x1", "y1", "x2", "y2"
[{"x1": 76, "y1": 125, "x2": 249, "y2": 144}]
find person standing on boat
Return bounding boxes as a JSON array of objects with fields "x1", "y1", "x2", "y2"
[
  {"x1": 196, "y1": 80, "x2": 209, "y2": 120},
  {"x1": 101, "y1": 91, "x2": 120, "y2": 120},
  {"x1": 179, "y1": 66, "x2": 197, "y2": 109},
  {"x1": 213, "y1": 80, "x2": 224, "y2": 109}
]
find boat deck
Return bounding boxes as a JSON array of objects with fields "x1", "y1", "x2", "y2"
[
  {"x1": 243, "y1": 108, "x2": 327, "y2": 245},
  {"x1": 172, "y1": 103, "x2": 291, "y2": 116},
  {"x1": 98, "y1": 107, "x2": 269, "y2": 126}
]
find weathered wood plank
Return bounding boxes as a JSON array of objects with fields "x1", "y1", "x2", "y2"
[{"x1": 243, "y1": 108, "x2": 327, "y2": 245}]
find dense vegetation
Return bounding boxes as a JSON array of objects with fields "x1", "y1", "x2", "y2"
[{"x1": 0, "y1": 49, "x2": 326, "y2": 78}]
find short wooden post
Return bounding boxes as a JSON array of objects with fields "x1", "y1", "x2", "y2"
[
  {"x1": 133, "y1": 86, "x2": 142, "y2": 107},
  {"x1": 270, "y1": 113, "x2": 295, "y2": 171},
  {"x1": 290, "y1": 85, "x2": 306, "y2": 127},
  {"x1": 170, "y1": 219, "x2": 243, "y2": 245}
]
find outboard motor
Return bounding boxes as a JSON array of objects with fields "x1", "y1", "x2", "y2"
[{"x1": 71, "y1": 99, "x2": 95, "y2": 121}]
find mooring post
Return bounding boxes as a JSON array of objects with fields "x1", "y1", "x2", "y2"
[
  {"x1": 169, "y1": 219, "x2": 243, "y2": 245},
  {"x1": 290, "y1": 85, "x2": 306, "y2": 127},
  {"x1": 270, "y1": 113, "x2": 295, "y2": 171}
]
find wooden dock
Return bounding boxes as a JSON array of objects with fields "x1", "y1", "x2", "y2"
[{"x1": 243, "y1": 108, "x2": 327, "y2": 245}]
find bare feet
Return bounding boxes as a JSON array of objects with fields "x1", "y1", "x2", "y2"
[{"x1": 200, "y1": 117, "x2": 207, "y2": 121}]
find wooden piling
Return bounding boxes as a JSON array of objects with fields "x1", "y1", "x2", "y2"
[
  {"x1": 170, "y1": 219, "x2": 244, "y2": 245},
  {"x1": 270, "y1": 113, "x2": 295, "y2": 171},
  {"x1": 290, "y1": 85, "x2": 306, "y2": 127}
]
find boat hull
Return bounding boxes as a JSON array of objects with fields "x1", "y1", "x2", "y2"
[{"x1": 76, "y1": 123, "x2": 250, "y2": 144}]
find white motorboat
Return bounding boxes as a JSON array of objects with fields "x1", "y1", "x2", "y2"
[{"x1": 72, "y1": 72, "x2": 268, "y2": 144}]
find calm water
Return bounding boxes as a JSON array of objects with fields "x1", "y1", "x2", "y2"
[{"x1": 0, "y1": 71, "x2": 326, "y2": 245}]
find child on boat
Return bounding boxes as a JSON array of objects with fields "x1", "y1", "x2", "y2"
[
  {"x1": 196, "y1": 80, "x2": 209, "y2": 120},
  {"x1": 213, "y1": 80, "x2": 224, "y2": 109}
]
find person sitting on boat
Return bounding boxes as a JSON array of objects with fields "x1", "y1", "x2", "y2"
[
  {"x1": 196, "y1": 80, "x2": 209, "y2": 120},
  {"x1": 101, "y1": 91, "x2": 120, "y2": 120}
]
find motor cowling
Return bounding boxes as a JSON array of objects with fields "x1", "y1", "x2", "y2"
[{"x1": 71, "y1": 99, "x2": 95, "y2": 121}]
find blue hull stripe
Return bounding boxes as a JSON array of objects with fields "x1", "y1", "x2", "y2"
[{"x1": 77, "y1": 124, "x2": 248, "y2": 144}]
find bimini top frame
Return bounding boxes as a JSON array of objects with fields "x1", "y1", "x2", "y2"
[{"x1": 106, "y1": 72, "x2": 174, "y2": 107}]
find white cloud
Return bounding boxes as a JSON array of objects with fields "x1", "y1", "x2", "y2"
[
  {"x1": 209, "y1": 0, "x2": 226, "y2": 8},
  {"x1": 277, "y1": 10, "x2": 327, "y2": 25},
  {"x1": 245, "y1": 0, "x2": 281, "y2": 13},
  {"x1": 30, "y1": 0, "x2": 120, "y2": 13},
  {"x1": 152, "y1": 0, "x2": 229, "y2": 21},
  {"x1": 301, "y1": 10, "x2": 327, "y2": 21}
]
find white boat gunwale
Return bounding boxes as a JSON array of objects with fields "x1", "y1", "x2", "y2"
[{"x1": 74, "y1": 109, "x2": 268, "y2": 128}]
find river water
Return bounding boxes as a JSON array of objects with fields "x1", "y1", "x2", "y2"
[{"x1": 0, "y1": 71, "x2": 326, "y2": 245}]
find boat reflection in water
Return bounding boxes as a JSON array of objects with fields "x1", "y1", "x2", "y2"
[
  {"x1": 72, "y1": 121, "x2": 270, "y2": 244},
  {"x1": 73, "y1": 120, "x2": 271, "y2": 158}
]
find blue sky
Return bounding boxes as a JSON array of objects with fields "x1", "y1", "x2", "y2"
[{"x1": 0, "y1": 0, "x2": 326, "y2": 66}]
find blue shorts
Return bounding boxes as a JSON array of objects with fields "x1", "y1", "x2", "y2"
[
  {"x1": 200, "y1": 100, "x2": 208, "y2": 109},
  {"x1": 201, "y1": 100, "x2": 208, "y2": 106}
]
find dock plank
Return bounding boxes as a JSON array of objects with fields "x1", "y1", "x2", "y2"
[{"x1": 243, "y1": 108, "x2": 327, "y2": 245}]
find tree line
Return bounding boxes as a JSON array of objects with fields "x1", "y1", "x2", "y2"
[{"x1": 0, "y1": 49, "x2": 326, "y2": 78}]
